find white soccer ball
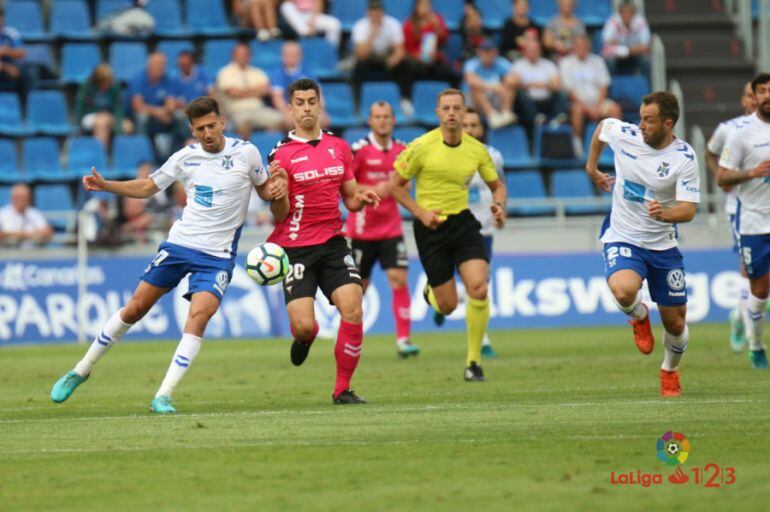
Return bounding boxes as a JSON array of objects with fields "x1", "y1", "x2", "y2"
[
  {"x1": 666, "y1": 442, "x2": 680, "y2": 456},
  {"x1": 245, "y1": 242, "x2": 290, "y2": 286}
]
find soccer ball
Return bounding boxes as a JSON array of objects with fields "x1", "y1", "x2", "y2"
[
  {"x1": 245, "y1": 242, "x2": 290, "y2": 286},
  {"x1": 666, "y1": 442, "x2": 680, "y2": 456}
]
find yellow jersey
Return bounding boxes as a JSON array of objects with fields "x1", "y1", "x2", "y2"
[{"x1": 395, "y1": 128, "x2": 498, "y2": 216}]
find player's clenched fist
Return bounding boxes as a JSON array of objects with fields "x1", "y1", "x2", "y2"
[
  {"x1": 419, "y1": 209, "x2": 445, "y2": 230},
  {"x1": 356, "y1": 189, "x2": 380, "y2": 209},
  {"x1": 266, "y1": 160, "x2": 288, "y2": 200},
  {"x1": 748, "y1": 160, "x2": 770, "y2": 179},
  {"x1": 490, "y1": 203, "x2": 505, "y2": 228}
]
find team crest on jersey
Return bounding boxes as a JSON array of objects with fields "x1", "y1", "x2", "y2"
[
  {"x1": 214, "y1": 270, "x2": 230, "y2": 294},
  {"x1": 222, "y1": 155, "x2": 234, "y2": 170},
  {"x1": 667, "y1": 269, "x2": 685, "y2": 291},
  {"x1": 328, "y1": 148, "x2": 336, "y2": 159},
  {"x1": 657, "y1": 162, "x2": 670, "y2": 177}
]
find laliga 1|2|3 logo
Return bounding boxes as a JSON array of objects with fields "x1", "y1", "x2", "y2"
[{"x1": 609, "y1": 432, "x2": 736, "y2": 488}]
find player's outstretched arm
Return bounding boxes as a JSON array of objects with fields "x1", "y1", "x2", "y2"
[
  {"x1": 647, "y1": 200, "x2": 697, "y2": 223},
  {"x1": 340, "y1": 179, "x2": 380, "y2": 212},
  {"x1": 485, "y1": 178, "x2": 507, "y2": 228},
  {"x1": 584, "y1": 122, "x2": 615, "y2": 192},
  {"x1": 82, "y1": 167, "x2": 159, "y2": 199}
]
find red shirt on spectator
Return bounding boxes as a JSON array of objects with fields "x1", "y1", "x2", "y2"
[{"x1": 403, "y1": 14, "x2": 449, "y2": 62}]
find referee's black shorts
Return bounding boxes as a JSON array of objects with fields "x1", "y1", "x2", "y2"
[{"x1": 413, "y1": 209, "x2": 488, "y2": 287}]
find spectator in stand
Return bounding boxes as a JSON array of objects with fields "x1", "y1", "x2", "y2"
[
  {"x1": 216, "y1": 43, "x2": 283, "y2": 140},
  {"x1": 121, "y1": 197, "x2": 152, "y2": 244},
  {"x1": 280, "y1": 0, "x2": 342, "y2": 49},
  {"x1": 173, "y1": 50, "x2": 213, "y2": 107},
  {"x1": 351, "y1": 0, "x2": 409, "y2": 101},
  {"x1": 402, "y1": 0, "x2": 459, "y2": 96},
  {"x1": 543, "y1": 0, "x2": 586, "y2": 59},
  {"x1": 601, "y1": 0, "x2": 651, "y2": 76},
  {"x1": 270, "y1": 41, "x2": 329, "y2": 129},
  {"x1": 459, "y1": 3, "x2": 488, "y2": 62},
  {"x1": 127, "y1": 52, "x2": 183, "y2": 159},
  {"x1": 559, "y1": 34, "x2": 622, "y2": 156},
  {"x1": 75, "y1": 63, "x2": 134, "y2": 149},
  {"x1": 0, "y1": 7, "x2": 27, "y2": 94},
  {"x1": 0, "y1": 184, "x2": 53, "y2": 247},
  {"x1": 463, "y1": 38, "x2": 516, "y2": 129},
  {"x1": 233, "y1": 0, "x2": 280, "y2": 41},
  {"x1": 510, "y1": 37, "x2": 568, "y2": 126},
  {"x1": 499, "y1": 0, "x2": 542, "y2": 62}
]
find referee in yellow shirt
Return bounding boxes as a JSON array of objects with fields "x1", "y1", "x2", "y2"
[{"x1": 389, "y1": 89, "x2": 507, "y2": 381}]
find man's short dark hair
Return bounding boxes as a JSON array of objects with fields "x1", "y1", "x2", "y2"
[
  {"x1": 751, "y1": 73, "x2": 770, "y2": 92},
  {"x1": 369, "y1": 100, "x2": 393, "y2": 116},
  {"x1": 185, "y1": 96, "x2": 220, "y2": 123},
  {"x1": 288, "y1": 78, "x2": 321, "y2": 100},
  {"x1": 436, "y1": 88, "x2": 466, "y2": 105},
  {"x1": 642, "y1": 91, "x2": 679, "y2": 124}
]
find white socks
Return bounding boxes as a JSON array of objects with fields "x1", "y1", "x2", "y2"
[
  {"x1": 482, "y1": 333, "x2": 491, "y2": 347},
  {"x1": 74, "y1": 309, "x2": 132, "y2": 376},
  {"x1": 156, "y1": 333, "x2": 203, "y2": 398},
  {"x1": 662, "y1": 325, "x2": 689, "y2": 371},
  {"x1": 743, "y1": 293, "x2": 768, "y2": 351},
  {"x1": 615, "y1": 291, "x2": 648, "y2": 320}
]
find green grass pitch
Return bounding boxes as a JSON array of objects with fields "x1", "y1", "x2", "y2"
[{"x1": 1, "y1": 324, "x2": 768, "y2": 511}]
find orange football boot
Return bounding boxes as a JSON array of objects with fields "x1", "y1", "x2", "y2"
[
  {"x1": 629, "y1": 303, "x2": 654, "y2": 354},
  {"x1": 660, "y1": 369, "x2": 681, "y2": 397}
]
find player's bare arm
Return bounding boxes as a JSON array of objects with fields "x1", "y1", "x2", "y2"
[
  {"x1": 257, "y1": 160, "x2": 289, "y2": 201},
  {"x1": 647, "y1": 200, "x2": 697, "y2": 223},
  {"x1": 83, "y1": 166, "x2": 160, "y2": 199},
  {"x1": 705, "y1": 150, "x2": 734, "y2": 192},
  {"x1": 717, "y1": 160, "x2": 770, "y2": 187},
  {"x1": 485, "y1": 178, "x2": 507, "y2": 228},
  {"x1": 341, "y1": 179, "x2": 380, "y2": 212},
  {"x1": 388, "y1": 172, "x2": 443, "y2": 229},
  {"x1": 585, "y1": 121, "x2": 615, "y2": 192}
]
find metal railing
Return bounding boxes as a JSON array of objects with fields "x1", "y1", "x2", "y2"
[
  {"x1": 651, "y1": 33, "x2": 666, "y2": 92},
  {"x1": 727, "y1": 0, "x2": 755, "y2": 61}
]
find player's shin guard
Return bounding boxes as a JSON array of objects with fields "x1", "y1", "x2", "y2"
[
  {"x1": 393, "y1": 286, "x2": 411, "y2": 342},
  {"x1": 743, "y1": 293, "x2": 768, "y2": 351},
  {"x1": 334, "y1": 321, "x2": 363, "y2": 398},
  {"x1": 613, "y1": 291, "x2": 647, "y2": 320},
  {"x1": 156, "y1": 333, "x2": 202, "y2": 398},
  {"x1": 74, "y1": 308, "x2": 132, "y2": 376},
  {"x1": 662, "y1": 325, "x2": 689, "y2": 371},
  {"x1": 466, "y1": 297, "x2": 490, "y2": 365}
]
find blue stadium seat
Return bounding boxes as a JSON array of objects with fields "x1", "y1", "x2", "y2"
[
  {"x1": 577, "y1": 0, "x2": 611, "y2": 27},
  {"x1": 584, "y1": 122, "x2": 615, "y2": 168},
  {"x1": 250, "y1": 40, "x2": 283, "y2": 72},
  {"x1": 534, "y1": 124, "x2": 582, "y2": 168},
  {"x1": 331, "y1": 0, "x2": 367, "y2": 31},
  {"x1": 593, "y1": 30, "x2": 604, "y2": 54},
  {"x1": 22, "y1": 44, "x2": 56, "y2": 79},
  {"x1": 0, "y1": 140, "x2": 23, "y2": 184},
  {"x1": 23, "y1": 137, "x2": 64, "y2": 180},
  {"x1": 27, "y1": 90, "x2": 73, "y2": 136},
  {"x1": 186, "y1": 0, "x2": 236, "y2": 36},
  {"x1": 61, "y1": 43, "x2": 102, "y2": 83},
  {"x1": 361, "y1": 82, "x2": 409, "y2": 122},
  {"x1": 477, "y1": 0, "x2": 512, "y2": 29},
  {"x1": 529, "y1": 0, "x2": 558, "y2": 26},
  {"x1": 34, "y1": 184, "x2": 74, "y2": 230},
  {"x1": 551, "y1": 169, "x2": 602, "y2": 215},
  {"x1": 5, "y1": 1, "x2": 47, "y2": 40},
  {"x1": 66, "y1": 137, "x2": 108, "y2": 179},
  {"x1": 0, "y1": 185, "x2": 11, "y2": 204},
  {"x1": 434, "y1": 0, "x2": 465, "y2": 30},
  {"x1": 50, "y1": 0, "x2": 94, "y2": 39},
  {"x1": 110, "y1": 42, "x2": 148, "y2": 83},
  {"x1": 393, "y1": 126, "x2": 426, "y2": 144},
  {"x1": 412, "y1": 80, "x2": 449, "y2": 125},
  {"x1": 382, "y1": 0, "x2": 410, "y2": 21},
  {"x1": 204, "y1": 39, "x2": 238, "y2": 77},
  {"x1": 323, "y1": 83, "x2": 359, "y2": 128},
  {"x1": 444, "y1": 32, "x2": 464, "y2": 67},
  {"x1": 96, "y1": 0, "x2": 132, "y2": 20},
  {"x1": 156, "y1": 40, "x2": 194, "y2": 60},
  {"x1": 112, "y1": 135, "x2": 154, "y2": 177},
  {"x1": 146, "y1": 0, "x2": 189, "y2": 37},
  {"x1": 610, "y1": 75, "x2": 651, "y2": 112},
  {"x1": 300, "y1": 38, "x2": 340, "y2": 80},
  {"x1": 250, "y1": 131, "x2": 284, "y2": 160},
  {"x1": 343, "y1": 127, "x2": 370, "y2": 146},
  {"x1": 488, "y1": 125, "x2": 537, "y2": 169},
  {"x1": 506, "y1": 170, "x2": 555, "y2": 216},
  {"x1": 0, "y1": 93, "x2": 31, "y2": 136}
]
